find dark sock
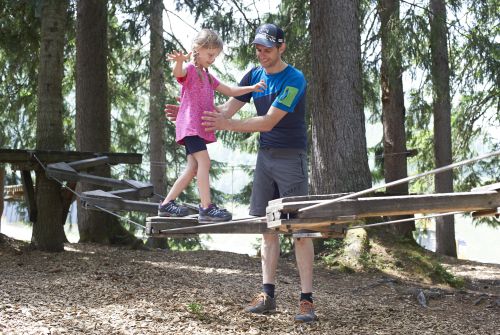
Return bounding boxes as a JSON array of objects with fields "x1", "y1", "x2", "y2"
[
  {"x1": 263, "y1": 283, "x2": 275, "y2": 298},
  {"x1": 300, "y1": 292, "x2": 313, "y2": 303}
]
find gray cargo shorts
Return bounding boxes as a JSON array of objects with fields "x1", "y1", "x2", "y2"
[{"x1": 249, "y1": 148, "x2": 308, "y2": 217}]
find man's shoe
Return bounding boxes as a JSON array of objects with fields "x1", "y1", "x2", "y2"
[
  {"x1": 244, "y1": 292, "x2": 276, "y2": 314},
  {"x1": 158, "y1": 200, "x2": 189, "y2": 217},
  {"x1": 198, "y1": 203, "x2": 232, "y2": 223},
  {"x1": 294, "y1": 300, "x2": 318, "y2": 323}
]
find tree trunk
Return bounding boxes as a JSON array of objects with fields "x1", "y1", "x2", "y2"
[
  {"x1": 0, "y1": 167, "x2": 4, "y2": 230},
  {"x1": 310, "y1": 0, "x2": 372, "y2": 194},
  {"x1": 379, "y1": 0, "x2": 414, "y2": 237},
  {"x1": 33, "y1": 0, "x2": 68, "y2": 251},
  {"x1": 76, "y1": 0, "x2": 137, "y2": 245},
  {"x1": 147, "y1": 0, "x2": 168, "y2": 249},
  {"x1": 430, "y1": 0, "x2": 456, "y2": 257}
]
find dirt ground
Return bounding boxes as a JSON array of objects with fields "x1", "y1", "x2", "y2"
[{"x1": 0, "y1": 236, "x2": 499, "y2": 335}]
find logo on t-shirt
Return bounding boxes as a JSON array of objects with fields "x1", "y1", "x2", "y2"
[{"x1": 277, "y1": 86, "x2": 299, "y2": 107}]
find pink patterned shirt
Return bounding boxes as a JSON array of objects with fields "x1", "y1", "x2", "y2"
[{"x1": 175, "y1": 63, "x2": 220, "y2": 145}]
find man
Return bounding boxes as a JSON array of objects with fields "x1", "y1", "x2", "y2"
[{"x1": 166, "y1": 23, "x2": 317, "y2": 323}]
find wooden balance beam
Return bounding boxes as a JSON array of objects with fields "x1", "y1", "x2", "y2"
[{"x1": 145, "y1": 186, "x2": 500, "y2": 239}]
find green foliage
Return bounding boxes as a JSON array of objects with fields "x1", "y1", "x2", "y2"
[
  {"x1": 251, "y1": 235, "x2": 294, "y2": 256},
  {"x1": 2, "y1": 0, "x2": 498, "y2": 246},
  {"x1": 321, "y1": 238, "x2": 345, "y2": 267},
  {"x1": 186, "y1": 301, "x2": 205, "y2": 319},
  {"x1": 360, "y1": 0, "x2": 498, "y2": 205},
  {"x1": 0, "y1": 1, "x2": 40, "y2": 149}
]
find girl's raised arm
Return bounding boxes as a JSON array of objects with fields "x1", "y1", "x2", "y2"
[{"x1": 167, "y1": 51, "x2": 191, "y2": 77}]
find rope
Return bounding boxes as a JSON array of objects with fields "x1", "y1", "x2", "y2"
[
  {"x1": 32, "y1": 154, "x2": 146, "y2": 230},
  {"x1": 299, "y1": 150, "x2": 500, "y2": 214},
  {"x1": 346, "y1": 211, "x2": 463, "y2": 230}
]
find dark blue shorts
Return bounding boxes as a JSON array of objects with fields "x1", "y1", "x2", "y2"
[{"x1": 183, "y1": 136, "x2": 207, "y2": 156}]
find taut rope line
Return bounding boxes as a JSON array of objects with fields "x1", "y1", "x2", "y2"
[{"x1": 299, "y1": 150, "x2": 500, "y2": 214}]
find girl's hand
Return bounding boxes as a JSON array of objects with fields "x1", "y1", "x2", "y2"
[
  {"x1": 252, "y1": 80, "x2": 267, "y2": 93},
  {"x1": 167, "y1": 51, "x2": 191, "y2": 63}
]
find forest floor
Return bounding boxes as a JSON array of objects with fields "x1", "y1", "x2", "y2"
[{"x1": 0, "y1": 233, "x2": 499, "y2": 335}]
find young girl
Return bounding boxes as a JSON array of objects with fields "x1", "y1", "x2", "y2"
[{"x1": 158, "y1": 29, "x2": 266, "y2": 223}]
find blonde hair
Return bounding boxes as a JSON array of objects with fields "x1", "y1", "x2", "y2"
[{"x1": 192, "y1": 29, "x2": 223, "y2": 84}]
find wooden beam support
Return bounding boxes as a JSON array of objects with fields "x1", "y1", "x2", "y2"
[
  {"x1": 146, "y1": 216, "x2": 199, "y2": 235},
  {"x1": 0, "y1": 148, "x2": 142, "y2": 170},
  {"x1": 147, "y1": 217, "x2": 270, "y2": 235},
  {"x1": 45, "y1": 163, "x2": 155, "y2": 194},
  {"x1": 81, "y1": 190, "x2": 158, "y2": 214},
  {"x1": 266, "y1": 191, "x2": 500, "y2": 229},
  {"x1": 472, "y1": 208, "x2": 500, "y2": 218},
  {"x1": 279, "y1": 191, "x2": 500, "y2": 217},
  {"x1": 268, "y1": 193, "x2": 351, "y2": 205}
]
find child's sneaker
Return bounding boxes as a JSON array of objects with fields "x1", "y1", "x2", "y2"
[
  {"x1": 198, "y1": 204, "x2": 232, "y2": 223},
  {"x1": 158, "y1": 200, "x2": 189, "y2": 217}
]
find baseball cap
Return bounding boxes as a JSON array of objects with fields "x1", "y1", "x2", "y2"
[{"x1": 252, "y1": 23, "x2": 284, "y2": 47}]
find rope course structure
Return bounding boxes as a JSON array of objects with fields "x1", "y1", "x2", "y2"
[{"x1": 1, "y1": 148, "x2": 499, "y2": 239}]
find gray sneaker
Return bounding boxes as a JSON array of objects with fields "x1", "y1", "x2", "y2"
[
  {"x1": 244, "y1": 292, "x2": 276, "y2": 314},
  {"x1": 198, "y1": 203, "x2": 232, "y2": 223},
  {"x1": 158, "y1": 200, "x2": 189, "y2": 217},
  {"x1": 294, "y1": 300, "x2": 318, "y2": 323}
]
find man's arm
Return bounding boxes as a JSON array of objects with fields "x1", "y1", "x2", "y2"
[
  {"x1": 216, "y1": 97, "x2": 247, "y2": 119},
  {"x1": 164, "y1": 97, "x2": 245, "y2": 122},
  {"x1": 202, "y1": 105, "x2": 287, "y2": 133}
]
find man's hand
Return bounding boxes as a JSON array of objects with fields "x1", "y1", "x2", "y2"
[
  {"x1": 201, "y1": 109, "x2": 230, "y2": 132},
  {"x1": 164, "y1": 97, "x2": 181, "y2": 121}
]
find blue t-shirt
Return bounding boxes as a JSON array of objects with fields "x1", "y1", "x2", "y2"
[{"x1": 236, "y1": 65, "x2": 307, "y2": 150}]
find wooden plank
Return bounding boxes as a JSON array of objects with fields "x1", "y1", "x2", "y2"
[
  {"x1": 270, "y1": 220, "x2": 347, "y2": 233},
  {"x1": 46, "y1": 165, "x2": 154, "y2": 198},
  {"x1": 67, "y1": 156, "x2": 110, "y2": 170},
  {"x1": 0, "y1": 148, "x2": 142, "y2": 170},
  {"x1": 147, "y1": 215, "x2": 198, "y2": 225},
  {"x1": 268, "y1": 193, "x2": 351, "y2": 205},
  {"x1": 146, "y1": 217, "x2": 199, "y2": 235},
  {"x1": 45, "y1": 162, "x2": 79, "y2": 181},
  {"x1": 123, "y1": 180, "x2": 154, "y2": 198},
  {"x1": 109, "y1": 188, "x2": 153, "y2": 200},
  {"x1": 472, "y1": 208, "x2": 500, "y2": 218},
  {"x1": 267, "y1": 218, "x2": 360, "y2": 229},
  {"x1": 472, "y1": 182, "x2": 500, "y2": 193},
  {"x1": 268, "y1": 191, "x2": 500, "y2": 221},
  {"x1": 81, "y1": 190, "x2": 158, "y2": 214},
  {"x1": 281, "y1": 230, "x2": 346, "y2": 239},
  {"x1": 150, "y1": 219, "x2": 270, "y2": 235},
  {"x1": 48, "y1": 169, "x2": 128, "y2": 189}
]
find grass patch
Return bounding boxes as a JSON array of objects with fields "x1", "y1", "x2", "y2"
[
  {"x1": 387, "y1": 236, "x2": 465, "y2": 288},
  {"x1": 187, "y1": 302, "x2": 206, "y2": 320},
  {"x1": 321, "y1": 238, "x2": 345, "y2": 267}
]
